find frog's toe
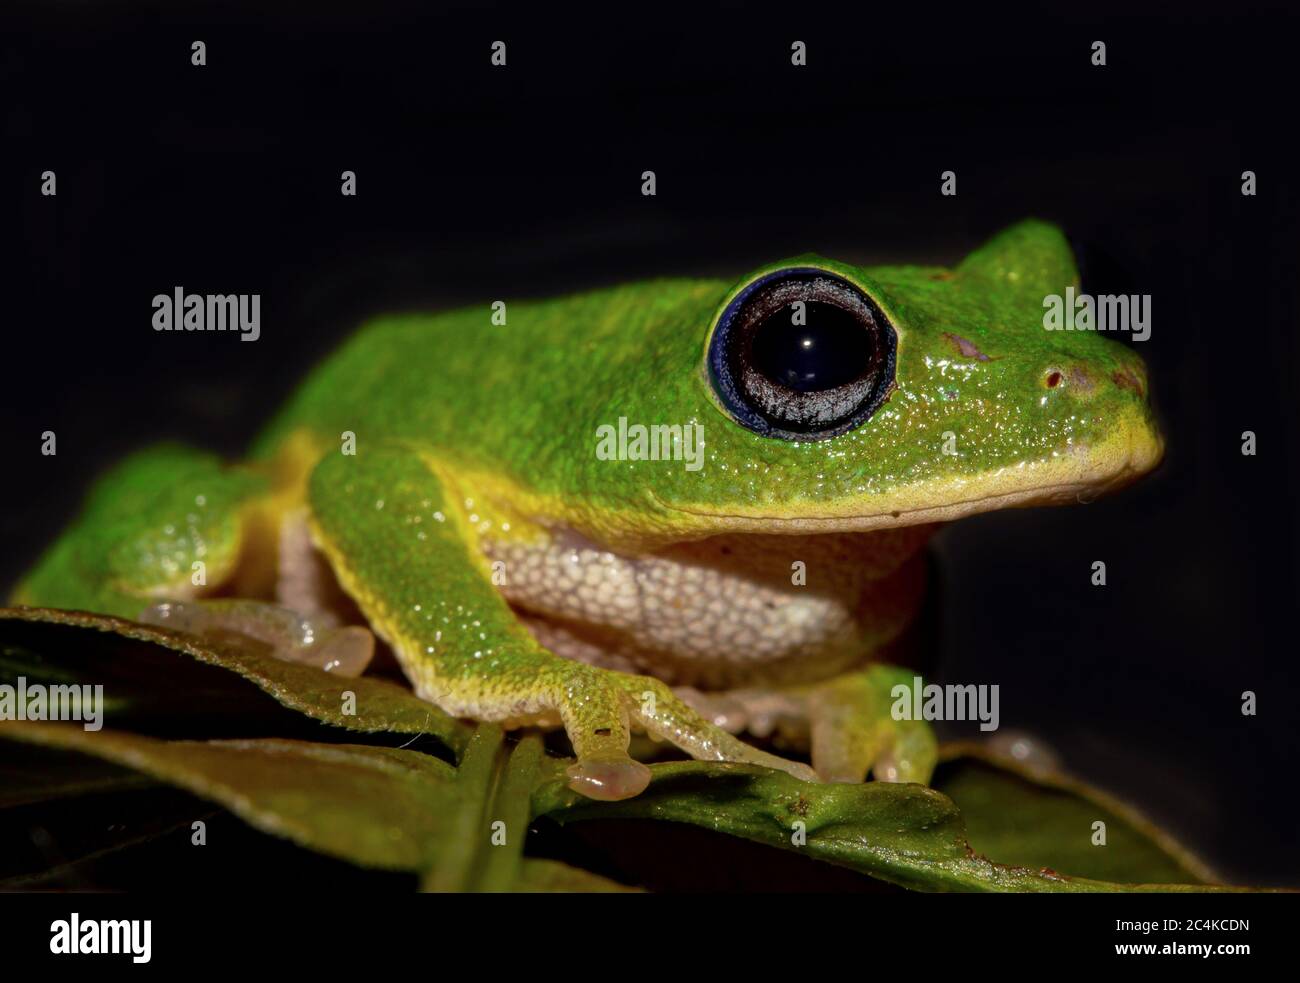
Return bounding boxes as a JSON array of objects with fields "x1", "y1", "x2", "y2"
[
  {"x1": 554, "y1": 667, "x2": 817, "y2": 799},
  {"x1": 809, "y1": 707, "x2": 887, "y2": 784},
  {"x1": 555, "y1": 667, "x2": 651, "y2": 801},
  {"x1": 808, "y1": 665, "x2": 937, "y2": 784},
  {"x1": 139, "y1": 599, "x2": 375, "y2": 677},
  {"x1": 810, "y1": 727, "x2": 933, "y2": 785},
  {"x1": 565, "y1": 755, "x2": 652, "y2": 801},
  {"x1": 623, "y1": 675, "x2": 817, "y2": 784},
  {"x1": 308, "y1": 625, "x2": 377, "y2": 675}
]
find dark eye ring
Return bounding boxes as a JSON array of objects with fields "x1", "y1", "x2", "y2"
[{"x1": 706, "y1": 268, "x2": 897, "y2": 441}]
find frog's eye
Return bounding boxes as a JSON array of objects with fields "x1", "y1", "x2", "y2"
[{"x1": 706, "y1": 268, "x2": 896, "y2": 440}]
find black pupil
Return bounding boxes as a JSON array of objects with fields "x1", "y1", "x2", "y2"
[{"x1": 749, "y1": 302, "x2": 873, "y2": 392}]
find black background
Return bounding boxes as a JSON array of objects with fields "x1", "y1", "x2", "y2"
[{"x1": 2, "y1": 2, "x2": 1297, "y2": 886}]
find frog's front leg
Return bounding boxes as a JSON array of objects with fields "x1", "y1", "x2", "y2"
[
  {"x1": 14, "y1": 445, "x2": 269, "y2": 618},
  {"x1": 679, "y1": 664, "x2": 937, "y2": 784},
  {"x1": 307, "y1": 445, "x2": 816, "y2": 801},
  {"x1": 12, "y1": 444, "x2": 375, "y2": 676}
]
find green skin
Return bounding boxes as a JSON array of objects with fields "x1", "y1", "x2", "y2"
[{"x1": 14, "y1": 220, "x2": 1162, "y2": 801}]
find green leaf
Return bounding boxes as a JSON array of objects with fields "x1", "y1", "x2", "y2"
[
  {"x1": 533, "y1": 760, "x2": 1242, "y2": 892},
  {"x1": 0, "y1": 607, "x2": 471, "y2": 753},
  {"x1": 0, "y1": 608, "x2": 1263, "y2": 892},
  {"x1": 0, "y1": 720, "x2": 462, "y2": 871},
  {"x1": 933, "y1": 743, "x2": 1217, "y2": 885}
]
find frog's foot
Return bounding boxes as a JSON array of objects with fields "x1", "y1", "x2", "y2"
[
  {"x1": 806, "y1": 665, "x2": 937, "y2": 784},
  {"x1": 554, "y1": 666, "x2": 817, "y2": 801},
  {"x1": 674, "y1": 686, "x2": 811, "y2": 742},
  {"x1": 624, "y1": 674, "x2": 818, "y2": 781},
  {"x1": 677, "y1": 666, "x2": 937, "y2": 785},
  {"x1": 139, "y1": 599, "x2": 375, "y2": 676}
]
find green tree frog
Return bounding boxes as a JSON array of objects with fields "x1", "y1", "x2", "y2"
[{"x1": 12, "y1": 220, "x2": 1162, "y2": 801}]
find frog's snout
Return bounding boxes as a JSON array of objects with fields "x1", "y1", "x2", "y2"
[{"x1": 1041, "y1": 356, "x2": 1163, "y2": 486}]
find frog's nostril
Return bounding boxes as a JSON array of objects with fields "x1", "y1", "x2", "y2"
[
  {"x1": 1043, "y1": 366, "x2": 1101, "y2": 395},
  {"x1": 1112, "y1": 366, "x2": 1147, "y2": 399}
]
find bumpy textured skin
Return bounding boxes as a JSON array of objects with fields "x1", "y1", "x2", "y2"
[
  {"x1": 12, "y1": 221, "x2": 1163, "y2": 800},
  {"x1": 253, "y1": 219, "x2": 1160, "y2": 542},
  {"x1": 17, "y1": 447, "x2": 266, "y2": 614},
  {"x1": 482, "y1": 528, "x2": 932, "y2": 689},
  {"x1": 307, "y1": 447, "x2": 815, "y2": 798}
]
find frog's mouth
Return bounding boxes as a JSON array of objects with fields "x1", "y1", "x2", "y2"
[{"x1": 655, "y1": 419, "x2": 1165, "y2": 536}]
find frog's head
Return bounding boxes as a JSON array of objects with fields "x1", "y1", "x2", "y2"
[{"x1": 599, "y1": 219, "x2": 1163, "y2": 541}]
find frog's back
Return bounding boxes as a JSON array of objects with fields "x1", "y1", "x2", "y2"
[{"x1": 254, "y1": 276, "x2": 726, "y2": 467}]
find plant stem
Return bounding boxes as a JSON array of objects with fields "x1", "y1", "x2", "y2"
[
  {"x1": 424, "y1": 722, "x2": 503, "y2": 892},
  {"x1": 476, "y1": 732, "x2": 542, "y2": 892}
]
